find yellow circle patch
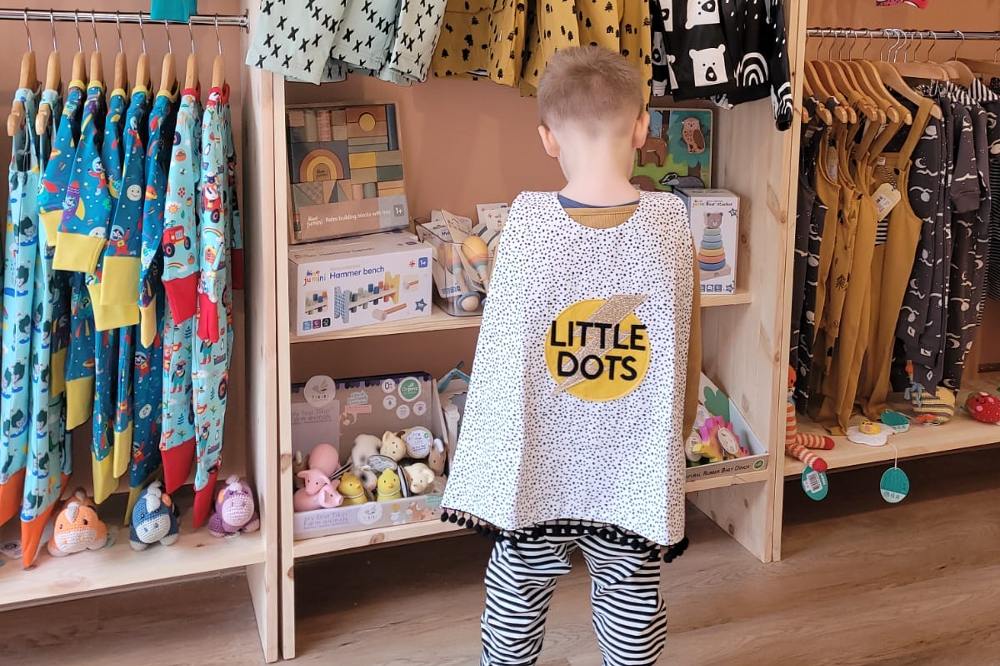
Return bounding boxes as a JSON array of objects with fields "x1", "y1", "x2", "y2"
[{"x1": 544, "y1": 298, "x2": 651, "y2": 402}]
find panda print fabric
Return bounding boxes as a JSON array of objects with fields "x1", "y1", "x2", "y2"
[{"x1": 650, "y1": 0, "x2": 794, "y2": 131}]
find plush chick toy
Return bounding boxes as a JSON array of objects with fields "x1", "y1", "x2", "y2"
[
  {"x1": 376, "y1": 469, "x2": 402, "y2": 502},
  {"x1": 338, "y1": 472, "x2": 368, "y2": 506}
]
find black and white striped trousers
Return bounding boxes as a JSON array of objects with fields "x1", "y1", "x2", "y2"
[{"x1": 481, "y1": 530, "x2": 667, "y2": 665}]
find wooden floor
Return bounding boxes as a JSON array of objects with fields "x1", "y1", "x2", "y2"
[{"x1": 3, "y1": 448, "x2": 1000, "y2": 665}]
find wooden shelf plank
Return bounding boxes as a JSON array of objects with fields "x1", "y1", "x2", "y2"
[
  {"x1": 0, "y1": 510, "x2": 266, "y2": 611},
  {"x1": 289, "y1": 289, "x2": 751, "y2": 343},
  {"x1": 786, "y1": 372, "x2": 1000, "y2": 477},
  {"x1": 292, "y1": 470, "x2": 769, "y2": 559}
]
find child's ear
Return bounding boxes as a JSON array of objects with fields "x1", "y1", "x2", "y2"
[
  {"x1": 538, "y1": 124, "x2": 560, "y2": 159},
  {"x1": 632, "y1": 111, "x2": 651, "y2": 150}
]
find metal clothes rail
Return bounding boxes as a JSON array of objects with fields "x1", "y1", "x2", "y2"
[
  {"x1": 0, "y1": 8, "x2": 248, "y2": 30},
  {"x1": 807, "y1": 28, "x2": 1000, "y2": 41}
]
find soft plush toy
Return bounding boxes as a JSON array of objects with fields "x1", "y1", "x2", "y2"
[
  {"x1": 351, "y1": 434, "x2": 381, "y2": 491},
  {"x1": 427, "y1": 438, "x2": 447, "y2": 475},
  {"x1": 380, "y1": 431, "x2": 407, "y2": 462},
  {"x1": 208, "y1": 476, "x2": 261, "y2": 537},
  {"x1": 130, "y1": 481, "x2": 180, "y2": 551},
  {"x1": 308, "y1": 443, "x2": 341, "y2": 477},
  {"x1": 338, "y1": 472, "x2": 368, "y2": 505},
  {"x1": 903, "y1": 361, "x2": 955, "y2": 425},
  {"x1": 293, "y1": 469, "x2": 344, "y2": 511},
  {"x1": 403, "y1": 463, "x2": 435, "y2": 494},
  {"x1": 966, "y1": 392, "x2": 1000, "y2": 424},
  {"x1": 47, "y1": 489, "x2": 109, "y2": 557},
  {"x1": 785, "y1": 367, "x2": 834, "y2": 472},
  {"x1": 377, "y1": 469, "x2": 402, "y2": 502}
]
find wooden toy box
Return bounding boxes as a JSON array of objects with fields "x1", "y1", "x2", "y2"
[{"x1": 288, "y1": 230, "x2": 433, "y2": 336}]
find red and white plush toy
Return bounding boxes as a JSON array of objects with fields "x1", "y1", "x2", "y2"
[
  {"x1": 965, "y1": 392, "x2": 1000, "y2": 424},
  {"x1": 786, "y1": 367, "x2": 834, "y2": 472}
]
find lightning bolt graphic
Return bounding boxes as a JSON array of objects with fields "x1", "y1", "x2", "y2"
[{"x1": 553, "y1": 294, "x2": 648, "y2": 395}]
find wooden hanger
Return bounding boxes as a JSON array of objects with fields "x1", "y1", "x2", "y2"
[
  {"x1": 943, "y1": 31, "x2": 977, "y2": 87},
  {"x1": 35, "y1": 12, "x2": 61, "y2": 135},
  {"x1": 89, "y1": 11, "x2": 103, "y2": 86},
  {"x1": 183, "y1": 19, "x2": 198, "y2": 90},
  {"x1": 69, "y1": 11, "x2": 87, "y2": 83},
  {"x1": 844, "y1": 31, "x2": 907, "y2": 125},
  {"x1": 160, "y1": 20, "x2": 176, "y2": 92},
  {"x1": 211, "y1": 15, "x2": 225, "y2": 89},
  {"x1": 113, "y1": 12, "x2": 128, "y2": 91},
  {"x1": 7, "y1": 12, "x2": 38, "y2": 137},
  {"x1": 134, "y1": 13, "x2": 150, "y2": 90}
]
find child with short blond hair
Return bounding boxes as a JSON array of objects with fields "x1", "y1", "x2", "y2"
[{"x1": 443, "y1": 45, "x2": 699, "y2": 666}]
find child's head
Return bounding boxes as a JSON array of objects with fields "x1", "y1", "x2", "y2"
[{"x1": 537, "y1": 46, "x2": 648, "y2": 182}]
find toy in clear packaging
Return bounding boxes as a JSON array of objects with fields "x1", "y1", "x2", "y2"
[
  {"x1": 294, "y1": 469, "x2": 344, "y2": 511},
  {"x1": 338, "y1": 472, "x2": 368, "y2": 505},
  {"x1": 417, "y1": 209, "x2": 502, "y2": 316},
  {"x1": 376, "y1": 469, "x2": 402, "y2": 502},
  {"x1": 208, "y1": 476, "x2": 261, "y2": 537},
  {"x1": 402, "y1": 462, "x2": 435, "y2": 494},
  {"x1": 130, "y1": 481, "x2": 180, "y2": 551},
  {"x1": 461, "y1": 235, "x2": 491, "y2": 291},
  {"x1": 47, "y1": 489, "x2": 110, "y2": 558}
]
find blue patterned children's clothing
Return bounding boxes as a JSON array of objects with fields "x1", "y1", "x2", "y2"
[
  {"x1": 0, "y1": 88, "x2": 40, "y2": 528},
  {"x1": 160, "y1": 88, "x2": 201, "y2": 492},
  {"x1": 53, "y1": 82, "x2": 112, "y2": 274}
]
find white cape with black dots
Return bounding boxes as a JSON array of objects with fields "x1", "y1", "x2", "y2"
[{"x1": 442, "y1": 190, "x2": 693, "y2": 546}]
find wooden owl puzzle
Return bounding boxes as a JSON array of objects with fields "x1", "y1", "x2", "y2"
[
  {"x1": 631, "y1": 107, "x2": 714, "y2": 192},
  {"x1": 287, "y1": 103, "x2": 409, "y2": 243}
]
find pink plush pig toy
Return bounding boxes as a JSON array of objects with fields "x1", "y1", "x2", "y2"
[{"x1": 208, "y1": 476, "x2": 262, "y2": 537}]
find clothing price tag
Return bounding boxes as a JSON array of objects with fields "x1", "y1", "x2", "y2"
[
  {"x1": 801, "y1": 465, "x2": 829, "y2": 501},
  {"x1": 873, "y1": 182, "x2": 901, "y2": 221},
  {"x1": 880, "y1": 466, "x2": 910, "y2": 504},
  {"x1": 825, "y1": 150, "x2": 839, "y2": 181}
]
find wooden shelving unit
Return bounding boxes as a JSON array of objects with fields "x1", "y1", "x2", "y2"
[{"x1": 787, "y1": 373, "x2": 1000, "y2": 477}]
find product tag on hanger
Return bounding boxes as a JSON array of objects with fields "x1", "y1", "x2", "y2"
[
  {"x1": 880, "y1": 467, "x2": 910, "y2": 503},
  {"x1": 802, "y1": 465, "x2": 829, "y2": 501},
  {"x1": 873, "y1": 183, "x2": 902, "y2": 221},
  {"x1": 825, "y1": 150, "x2": 839, "y2": 181},
  {"x1": 150, "y1": 0, "x2": 197, "y2": 22}
]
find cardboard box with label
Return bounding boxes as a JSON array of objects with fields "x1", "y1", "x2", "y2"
[
  {"x1": 289, "y1": 230, "x2": 433, "y2": 336},
  {"x1": 676, "y1": 188, "x2": 739, "y2": 295},
  {"x1": 290, "y1": 373, "x2": 453, "y2": 540}
]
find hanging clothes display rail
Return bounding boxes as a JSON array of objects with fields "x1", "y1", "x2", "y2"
[
  {"x1": 806, "y1": 29, "x2": 1000, "y2": 41},
  {"x1": 0, "y1": 9, "x2": 248, "y2": 29}
]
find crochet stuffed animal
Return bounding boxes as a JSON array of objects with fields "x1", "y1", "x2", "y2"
[
  {"x1": 966, "y1": 392, "x2": 1000, "y2": 424},
  {"x1": 130, "y1": 481, "x2": 180, "y2": 551},
  {"x1": 47, "y1": 489, "x2": 109, "y2": 557},
  {"x1": 208, "y1": 476, "x2": 261, "y2": 537},
  {"x1": 293, "y1": 468, "x2": 344, "y2": 511},
  {"x1": 785, "y1": 367, "x2": 834, "y2": 472}
]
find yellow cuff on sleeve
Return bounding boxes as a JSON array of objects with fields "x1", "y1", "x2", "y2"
[
  {"x1": 50, "y1": 348, "x2": 67, "y2": 397},
  {"x1": 40, "y1": 210, "x2": 62, "y2": 248},
  {"x1": 65, "y1": 375, "x2": 94, "y2": 430},
  {"x1": 92, "y1": 301, "x2": 140, "y2": 331},
  {"x1": 92, "y1": 453, "x2": 117, "y2": 505},
  {"x1": 53, "y1": 232, "x2": 106, "y2": 273},
  {"x1": 140, "y1": 298, "x2": 158, "y2": 347},
  {"x1": 113, "y1": 423, "x2": 133, "y2": 479},
  {"x1": 101, "y1": 256, "x2": 141, "y2": 306}
]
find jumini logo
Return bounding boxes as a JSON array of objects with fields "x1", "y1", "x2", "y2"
[{"x1": 544, "y1": 295, "x2": 650, "y2": 402}]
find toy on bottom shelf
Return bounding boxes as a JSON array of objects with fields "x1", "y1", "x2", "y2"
[
  {"x1": 351, "y1": 434, "x2": 382, "y2": 491},
  {"x1": 403, "y1": 463, "x2": 435, "y2": 494},
  {"x1": 47, "y1": 489, "x2": 110, "y2": 557},
  {"x1": 294, "y1": 469, "x2": 344, "y2": 511},
  {"x1": 380, "y1": 430, "x2": 407, "y2": 461},
  {"x1": 377, "y1": 469, "x2": 402, "y2": 502},
  {"x1": 785, "y1": 367, "x2": 834, "y2": 472},
  {"x1": 208, "y1": 476, "x2": 261, "y2": 537},
  {"x1": 338, "y1": 473, "x2": 368, "y2": 505},
  {"x1": 903, "y1": 361, "x2": 956, "y2": 425},
  {"x1": 966, "y1": 392, "x2": 1000, "y2": 424},
  {"x1": 130, "y1": 481, "x2": 180, "y2": 551}
]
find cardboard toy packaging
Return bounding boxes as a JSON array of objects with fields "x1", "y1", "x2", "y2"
[
  {"x1": 288, "y1": 230, "x2": 433, "y2": 336},
  {"x1": 676, "y1": 188, "x2": 739, "y2": 295}
]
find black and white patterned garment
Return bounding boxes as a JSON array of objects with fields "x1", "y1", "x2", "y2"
[
  {"x1": 790, "y1": 101, "x2": 827, "y2": 406},
  {"x1": 650, "y1": 0, "x2": 793, "y2": 130},
  {"x1": 977, "y1": 77, "x2": 1000, "y2": 301},
  {"x1": 442, "y1": 191, "x2": 693, "y2": 548},
  {"x1": 943, "y1": 83, "x2": 991, "y2": 391},
  {"x1": 246, "y1": 0, "x2": 447, "y2": 85},
  {"x1": 481, "y1": 531, "x2": 667, "y2": 666},
  {"x1": 894, "y1": 107, "x2": 945, "y2": 391}
]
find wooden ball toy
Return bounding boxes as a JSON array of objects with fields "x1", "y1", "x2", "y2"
[{"x1": 458, "y1": 292, "x2": 481, "y2": 312}]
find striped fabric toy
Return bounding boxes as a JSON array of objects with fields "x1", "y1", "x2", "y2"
[
  {"x1": 786, "y1": 367, "x2": 834, "y2": 472},
  {"x1": 903, "y1": 361, "x2": 956, "y2": 424}
]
